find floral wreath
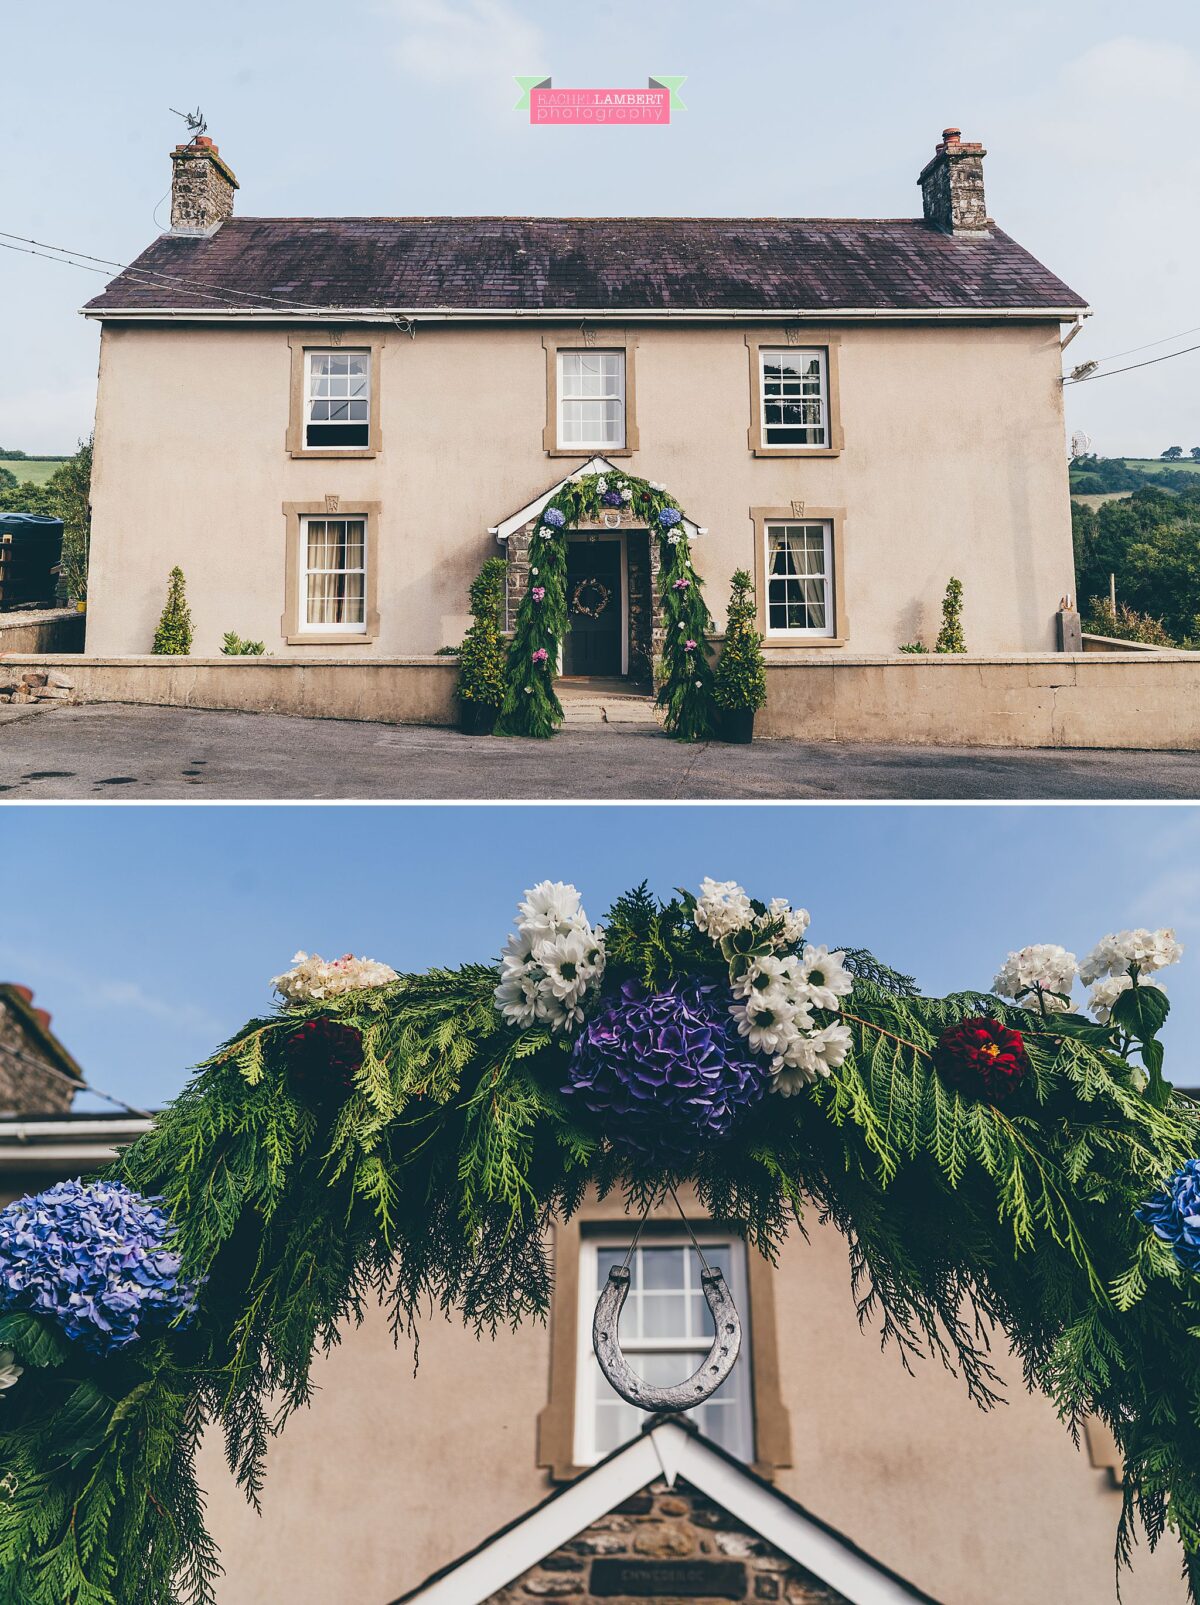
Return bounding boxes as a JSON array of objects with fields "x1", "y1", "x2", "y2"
[
  {"x1": 570, "y1": 576, "x2": 612, "y2": 620},
  {"x1": 1, "y1": 884, "x2": 1199, "y2": 1603},
  {"x1": 496, "y1": 470, "x2": 716, "y2": 741}
]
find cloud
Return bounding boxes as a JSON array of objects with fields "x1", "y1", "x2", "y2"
[
  {"x1": 84, "y1": 979, "x2": 221, "y2": 1035},
  {"x1": 0, "y1": 944, "x2": 221, "y2": 1037},
  {"x1": 383, "y1": 0, "x2": 546, "y2": 84}
]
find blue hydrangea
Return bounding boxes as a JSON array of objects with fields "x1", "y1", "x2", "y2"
[
  {"x1": 1137, "y1": 1159, "x2": 1200, "y2": 1273},
  {"x1": 542, "y1": 507, "x2": 566, "y2": 528},
  {"x1": 0, "y1": 1179, "x2": 199, "y2": 1355},
  {"x1": 657, "y1": 507, "x2": 682, "y2": 528},
  {"x1": 562, "y1": 977, "x2": 769, "y2": 1163}
]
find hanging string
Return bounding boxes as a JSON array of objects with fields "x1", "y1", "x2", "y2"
[
  {"x1": 619, "y1": 1198, "x2": 652, "y2": 1271},
  {"x1": 668, "y1": 1184, "x2": 713, "y2": 1275}
]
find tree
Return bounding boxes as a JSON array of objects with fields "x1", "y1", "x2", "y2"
[
  {"x1": 1072, "y1": 483, "x2": 1200, "y2": 644},
  {"x1": 1191, "y1": 447, "x2": 1200, "y2": 462},
  {"x1": 1162, "y1": 446, "x2": 1184, "y2": 460},
  {"x1": 713, "y1": 568, "x2": 766, "y2": 711},
  {"x1": 46, "y1": 438, "x2": 91, "y2": 601},
  {"x1": 152, "y1": 567, "x2": 193, "y2": 654},
  {"x1": 0, "y1": 467, "x2": 15, "y2": 493},
  {"x1": 935, "y1": 577, "x2": 966, "y2": 653}
]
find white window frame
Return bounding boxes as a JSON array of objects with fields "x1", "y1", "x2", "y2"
[
  {"x1": 759, "y1": 347, "x2": 828, "y2": 450},
  {"x1": 304, "y1": 348, "x2": 371, "y2": 451},
  {"x1": 557, "y1": 350, "x2": 627, "y2": 450},
  {"x1": 574, "y1": 1229, "x2": 754, "y2": 1468},
  {"x1": 764, "y1": 520, "x2": 835, "y2": 639},
  {"x1": 298, "y1": 514, "x2": 368, "y2": 636}
]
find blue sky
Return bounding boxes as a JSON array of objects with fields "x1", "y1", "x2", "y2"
[
  {"x1": 1, "y1": 0, "x2": 1197, "y2": 455},
  {"x1": 5, "y1": 804, "x2": 1198, "y2": 1110}
]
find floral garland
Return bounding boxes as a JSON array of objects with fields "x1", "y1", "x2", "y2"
[
  {"x1": 2, "y1": 886, "x2": 1200, "y2": 1603},
  {"x1": 496, "y1": 471, "x2": 715, "y2": 740},
  {"x1": 569, "y1": 576, "x2": 612, "y2": 619}
]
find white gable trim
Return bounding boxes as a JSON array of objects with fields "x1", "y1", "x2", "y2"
[
  {"x1": 401, "y1": 1421, "x2": 929, "y2": 1605},
  {"x1": 489, "y1": 457, "x2": 703, "y2": 543}
]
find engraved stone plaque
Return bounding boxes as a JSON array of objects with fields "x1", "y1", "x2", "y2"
[{"x1": 590, "y1": 1559, "x2": 746, "y2": 1598}]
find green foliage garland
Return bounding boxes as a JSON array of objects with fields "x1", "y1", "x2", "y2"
[
  {"x1": 496, "y1": 472, "x2": 714, "y2": 739},
  {"x1": 713, "y1": 568, "x2": 767, "y2": 713},
  {"x1": 3, "y1": 885, "x2": 1200, "y2": 1603},
  {"x1": 457, "y1": 556, "x2": 508, "y2": 708},
  {"x1": 152, "y1": 568, "x2": 193, "y2": 656}
]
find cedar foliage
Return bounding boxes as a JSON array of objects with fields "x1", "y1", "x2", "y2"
[
  {"x1": 457, "y1": 556, "x2": 508, "y2": 707},
  {"x1": 152, "y1": 568, "x2": 193, "y2": 655},
  {"x1": 2, "y1": 887, "x2": 1200, "y2": 1602},
  {"x1": 713, "y1": 568, "x2": 766, "y2": 713}
]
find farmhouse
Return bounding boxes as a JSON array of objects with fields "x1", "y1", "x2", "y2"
[{"x1": 81, "y1": 129, "x2": 1086, "y2": 677}]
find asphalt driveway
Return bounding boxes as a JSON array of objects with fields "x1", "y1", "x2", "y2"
[{"x1": 1, "y1": 703, "x2": 1198, "y2": 800}]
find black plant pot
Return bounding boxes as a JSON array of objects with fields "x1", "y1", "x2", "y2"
[
  {"x1": 721, "y1": 707, "x2": 756, "y2": 745},
  {"x1": 460, "y1": 701, "x2": 498, "y2": 736}
]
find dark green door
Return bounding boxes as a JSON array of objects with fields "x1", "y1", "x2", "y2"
[{"x1": 564, "y1": 539, "x2": 622, "y2": 677}]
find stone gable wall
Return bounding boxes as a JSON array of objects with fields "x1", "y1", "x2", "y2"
[
  {"x1": 0, "y1": 1001, "x2": 73, "y2": 1116},
  {"x1": 483, "y1": 1476, "x2": 851, "y2": 1603}
]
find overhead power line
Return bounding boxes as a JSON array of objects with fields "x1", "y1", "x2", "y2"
[
  {"x1": 1064, "y1": 341, "x2": 1200, "y2": 384},
  {"x1": 1090, "y1": 323, "x2": 1200, "y2": 364},
  {"x1": 2, "y1": 1040, "x2": 153, "y2": 1120}
]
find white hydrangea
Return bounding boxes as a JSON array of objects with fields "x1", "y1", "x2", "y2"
[
  {"x1": 0, "y1": 1349, "x2": 23, "y2": 1398},
  {"x1": 1088, "y1": 973, "x2": 1166, "y2": 1025},
  {"x1": 494, "y1": 881, "x2": 605, "y2": 1034},
  {"x1": 992, "y1": 944, "x2": 1078, "y2": 1011},
  {"x1": 1079, "y1": 929, "x2": 1184, "y2": 986},
  {"x1": 272, "y1": 951, "x2": 399, "y2": 1006},
  {"x1": 757, "y1": 897, "x2": 811, "y2": 948},
  {"x1": 693, "y1": 878, "x2": 755, "y2": 940}
]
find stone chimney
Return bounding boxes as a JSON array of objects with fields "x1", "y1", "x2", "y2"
[
  {"x1": 918, "y1": 127, "x2": 988, "y2": 235},
  {"x1": 169, "y1": 135, "x2": 239, "y2": 234},
  {"x1": 0, "y1": 984, "x2": 80, "y2": 1116}
]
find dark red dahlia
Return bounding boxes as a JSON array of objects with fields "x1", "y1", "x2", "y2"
[
  {"x1": 933, "y1": 1016, "x2": 1030, "y2": 1103},
  {"x1": 284, "y1": 1018, "x2": 363, "y2": 1098}
]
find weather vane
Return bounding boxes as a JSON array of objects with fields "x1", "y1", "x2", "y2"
[{"x1": 169, "y1": 106, "x2": 208, "y2": 142}]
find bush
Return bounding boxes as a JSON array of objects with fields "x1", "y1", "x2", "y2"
[
  {"x1": 713, "y1": 569, "x2": 766, "y2": 712},
  {"x1": 898, "y1": 640, "x2": 928, "y2": 653},
  {"x1": 221, "y1": 631, "x2": 266, "y2": 656},
  {"x1": 1083, "y1": 596, "x2": 1175, "y2": 647},
  {"x1": 152, "y1": 567, "x2": 193, "y2": 654},
  {"x1": 457, "y1": 556, "x2": 507, "y2": 707},
  {"x1": 935, "y1": 577, "x2": 966, "y2": 653}
]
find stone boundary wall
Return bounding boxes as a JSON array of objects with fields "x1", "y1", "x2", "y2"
[
  {"x1": 0, "y1": 608, "x2": 84, "y2": 655},
  {"x1": 0, "y1": 655, "x2": 459, "y2": 727},
  {"x1": 758, "y1": 654, "x2": 1200, "y2": 749},
  {"x1": 4, "y1": 652, "x2": 1199, "y2": 750}
]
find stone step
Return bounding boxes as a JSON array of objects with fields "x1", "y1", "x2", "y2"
[{"x1": 560, "y1": 695, "x2": 662, "y2": 728}]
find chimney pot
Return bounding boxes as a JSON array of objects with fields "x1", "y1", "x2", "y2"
[
  {"x1": 919, "y1": 127, "x2": 988, "y2": 235},
  {"x1": 169, "y1": 135, "x2": 239, "y2": 235},
  {"x1": 7, "y1": 984, "x2": 34, "y2": 1004},
  {"x1": 33, "y1": 1009, "x2": 51, "y2": 1033}
]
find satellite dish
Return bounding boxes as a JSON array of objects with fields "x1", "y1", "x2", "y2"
[{"x1": 1069, "y1": 430, "x2": 1092, "y2": 462}]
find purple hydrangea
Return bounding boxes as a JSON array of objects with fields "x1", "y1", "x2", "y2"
[
  {"x1": 0, "y1": 1179, "x2": 199, "y2": 1356},
  {"x1": 1137, "y1": 1158, "x2": 1200, "y2": 1273},
  {"x1": 658, "y1": 507, "x2": 682, "y2": 528},
  {"x1": 601, "y1": 490, "x2": 624, "y2": 507},
  {"x1": 542, "y1": 507, "x2": 566, "y2": 528},
  {"x1": 562, "y1": 977, "x2": 770, "y2": 1162}
]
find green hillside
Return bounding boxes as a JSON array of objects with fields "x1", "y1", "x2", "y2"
[
  {"x1": 0, "y1": 457, "x2": 67, "y2": 487},
  {"x1": 1118, "y1": 457, "x2": 1200, "y2": 477}
]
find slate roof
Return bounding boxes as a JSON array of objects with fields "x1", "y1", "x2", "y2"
[{"x1": 83, "y1": 216, "x2": 1086, "y2": 317}]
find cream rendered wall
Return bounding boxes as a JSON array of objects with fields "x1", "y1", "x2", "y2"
[
  {"x1": 197, "y1": 1212, "x2": 1182, "y2": 1605},
  {"x1": 85, "y1": 320, "x2": 1075, "y2": 659}
]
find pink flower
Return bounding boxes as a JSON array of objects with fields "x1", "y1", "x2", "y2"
[
  {"x1": 532, "y1": 586, "x2": 546, "y2": 602},
  {"x1": 673, "y1": 577, "x2": 690, "y2": 591},
  {"x1": 685, "y1": 639, "x2": 697, "y2": 651},
  {"x1": 532, "y1": 648, "x2": 549, "y2": 665}
]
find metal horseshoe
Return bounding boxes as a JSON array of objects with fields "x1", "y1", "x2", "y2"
[{"x1": 593, "y1": 1262, "x2": 742, "y2": 1412}]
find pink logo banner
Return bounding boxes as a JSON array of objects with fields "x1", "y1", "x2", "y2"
[
  {"x1": 531, "y1": 87, "x2": 669, "y2": 125},
  {"x1": 515, "y1": 77, "x2": 686, "y2": 127}
]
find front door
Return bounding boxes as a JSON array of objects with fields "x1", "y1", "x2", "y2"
[{"x1": 563, "y1": 538, "x2": 622, "y2": 677}]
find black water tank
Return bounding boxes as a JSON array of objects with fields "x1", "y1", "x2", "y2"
[{"x1": 0, "y1": 513, "x2": 65, "y2": 609}]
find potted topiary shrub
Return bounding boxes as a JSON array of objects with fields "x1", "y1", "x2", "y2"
[
  {"x1": 713, "y1": 568, "x2": 767, "y2": 743},
  {"x1": 457, "y1": 555, "x2": 508, "y2": 734}
]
